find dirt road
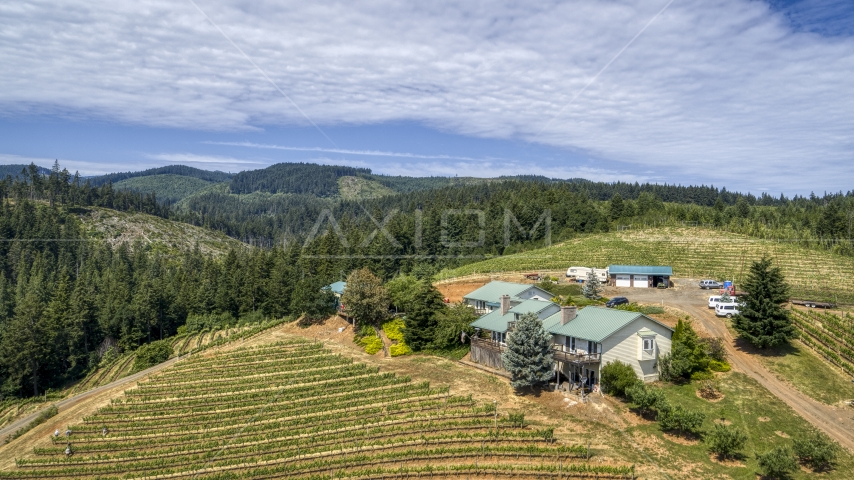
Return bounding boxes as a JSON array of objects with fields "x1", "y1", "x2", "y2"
[
  {"x1": 0, "y1": 354, "x2": 188, "y2": 442},
  {"x1": 620, "y1": 281, "x2": 854, "y2": 453}
]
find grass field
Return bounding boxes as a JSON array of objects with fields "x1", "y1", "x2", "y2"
[
  {"x1": 622, "y1": 372, "x2": 854, "y2": 479},
  {"x1": 1, "y1": 338, "x2": 635, "y2": 479},
  {"x1": 438, "y1": 227, "x2": 854, "y2": 302}
]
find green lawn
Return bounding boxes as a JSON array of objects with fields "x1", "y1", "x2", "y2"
[
  {"x1": 621, "y1": 372, "x2": 854, "y2": 479},
  {"x1": 750, "y1": 340, "x2": 854, "y2": 406}
]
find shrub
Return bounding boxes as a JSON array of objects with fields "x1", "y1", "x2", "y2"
[
  {"x1": 706, "y1": 423, "x2": 747, "y2": 460},
  {"x1": 600, "y1": 361, "x2": 641, "y2": 396},
  {"x1": 132, "y1": 340, "x2": 173, "y2": 372},
  {"x1": 382, "y1": 318, "x2": 406, "y2": 342},
  {"x1": 389, "y1": 342, "x2": 412, "y2": 356},
  {"x1": 690, "y1": 370, "x2": 714, "y2": 381},
  {"x1": 757, "y1": 446, "x2": 797, "y2": 479},
  {"x1": 360, "y1": 336, "x2": 383, "y2": 355},
  {"x1": 507, "y1": 412, "x2": 526, "y2": 427},
  {"x1": 658, "y1": 404, "x2": 705, "y2": 437},
  {"x1": 625, "y1": 383, "x2": 666, "y2": 417},
  {"x1": 615, "y1": 302, "x2": 664, "y2": 314},
  {"x1": 708, "y1": 360, "x2": 731, "y2": 372},
  {"x1": 701, "y1": 337, "x2": 727, "y2": 362},
  {"x1": 793, "y1": 431, "x2": 839, "y2": 472}
]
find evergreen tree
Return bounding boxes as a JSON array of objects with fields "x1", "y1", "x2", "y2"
[
  {"x1": 501, "y1": 312, "x2": 554, "y2": 390},
  {"x1": 290, "y1": 276, "x2": 336, "y2": 321},
  {"x1": 581, "y1": 269, "x2": 602, "y2": 299},
  {"x1": 609, "y1": 193, "x2": 624, "y2": 220},
  {"x1": 402, "y1": 281, "x2": 445, "y2": 351},
  {"x1": 733, "y1": 257, "x2": 796, "y2": 348}
]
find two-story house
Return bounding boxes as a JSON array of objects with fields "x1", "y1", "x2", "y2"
[{"x1": 467, "y1": 281, "x2": 673, "y2": 384}]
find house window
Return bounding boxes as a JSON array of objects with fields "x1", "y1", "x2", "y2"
[
  {"x1": 587, "y1": 340, "x2": 596, "y2": 354},
  {"x1": 643, "y1": 338, "x2": 654, "y2": 352},
  {"x1": 565, "y1": 336, "x2": 575, "y2": 350}
]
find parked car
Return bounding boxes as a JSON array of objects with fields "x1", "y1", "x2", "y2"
[
  {"x1": 715, "y1": 302, "x2": 740, "y2": 318},
  {"x1": 606, "y1": 297, "x2": 629, "y2": 308},
  {"x1": 699, "y1": 279, "x2": 723, "y2": 289},
  {"x1": 708, "y1": 295, "x2": 738, "y2": 309}
]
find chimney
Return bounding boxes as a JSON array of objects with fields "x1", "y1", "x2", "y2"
[
  {"x1": 561, "y1": 305, "x2": 578, "y2": 325},
  {"x1": 500, "y1": 295, "x2": 511, "y2": 315}
]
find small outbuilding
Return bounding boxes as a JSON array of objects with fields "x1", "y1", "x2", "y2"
[{"x1": 608, "y1": 265, "x2": 672, "y2": 289}]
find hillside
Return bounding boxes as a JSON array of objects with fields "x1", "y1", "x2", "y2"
[
  {"x1": 439, "y1": 226, "x2": 854, "y2": 302},
  {"x1": 75, "y1": 206, "x2": 249, "y2": 256},
  {"x1": 86, "y1": 165, "x2": 233, "y2": 186},
  {"x1": 337, "y1": 175, "x2": 396, "y2": 199},
  {"x1": 113, "y1": 174, "x2": 217, "y2": 203}
]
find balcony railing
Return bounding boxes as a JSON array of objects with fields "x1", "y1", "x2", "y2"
[
  {"x1": 471, "y1": 337, "x2": 504, "y2": 352},
  {"x1": 551, "y1": 347, "x2": 601, "y2": 364}
]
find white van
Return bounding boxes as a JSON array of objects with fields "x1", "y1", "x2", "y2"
[
  {"x1": 708, "y1": 296, "x2": 738, "y2": 309},
  {"x1": 715, "y1": 302, "x2": 740, "y2": 318}
]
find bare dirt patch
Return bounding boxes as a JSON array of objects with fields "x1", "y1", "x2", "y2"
[
  {"x1": 709, "y1": 453, "x2": 746, "y2": 468},
  {"x1": 775, "y1": 431, "x2": 791, "y2": 438},
  {"x1": 662, "y1": 432, "x2": 701, "y2": 446},
  {"x1": 436, "y1": 281, "x2": 489, "y2": 302},
  {"x1": 758, "y1": 416, "x2": 771, "y2": 422}
]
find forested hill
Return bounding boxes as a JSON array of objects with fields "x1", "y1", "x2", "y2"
[
  {"x1": 87, "y1": 165, "x2": 233, "y2": 186},
  {"x1": 0, "y1": 164, "x2": 50, "y2": 179},
  {"x1": 229, "y1": 163, "x2": 371, "y2": 196}
]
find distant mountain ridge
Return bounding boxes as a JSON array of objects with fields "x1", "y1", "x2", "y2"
[
  {"x1": 87, "y1": 165, "x2": 233, "y2": 186},
  {"x1": 0, "y1": 164, "x2": 51, "y2": 178}
]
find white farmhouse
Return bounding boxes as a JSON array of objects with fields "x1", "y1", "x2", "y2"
[{"x1": 467, "y1": 281, "x2": 673, "y2": 385}]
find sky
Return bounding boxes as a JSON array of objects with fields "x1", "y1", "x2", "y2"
[{"x1": 1, "y1": 0, "x2": 853, "y2": 196}]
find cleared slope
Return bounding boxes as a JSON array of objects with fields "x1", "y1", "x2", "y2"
[
  {"x1": 440, "y1": 226, "x2": 854, "y2": 302},
  {"x1": 337, "y1": 175, "x2": 396, "y2": 199},
  {"x1": 75, "y1": 206, "x2": 248, "y2": 256},
  {"x1": 112, "y1": 174, "x2": 214, "y2": 203}
]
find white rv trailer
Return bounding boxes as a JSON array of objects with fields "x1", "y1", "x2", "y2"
[{"x1": 565, "y1": 267, "x2": 608, "y2": 283}]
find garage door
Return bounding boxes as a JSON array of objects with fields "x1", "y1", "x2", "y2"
[
  {"x1": 633, "y1": 275, "x2": 648, "y2": 288},
  {"x1": 615, "y1": 274, "x2": 631, "y2": 287}
]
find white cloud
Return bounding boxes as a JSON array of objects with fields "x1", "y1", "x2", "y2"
[
  {"x1": 204, "y1": 141, "x2": 504, "y2": 162},
  {"x1": 1, "y1": 0, "x2": 853, "y2": 192}
]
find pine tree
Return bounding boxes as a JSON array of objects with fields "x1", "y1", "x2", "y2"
[
  {"x1": 402, "y1": 281, "x2": 445, "y2": 351},
  {"x1": 582, "y1": 269, "x2": 602, "y2": 299},
  {"x1": 732, "y1": 257, "x2": 796, "y2": 348},
  {"x1": 501, "y1": 312, "x2": 554, "y2": 390}
]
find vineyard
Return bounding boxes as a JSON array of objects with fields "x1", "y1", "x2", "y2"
[
  {"x1": 2, "y1": 338, "x2": 634, "y2": 479},
  {"x1": 439, "y1": 227, "x2": 854, "y2": 302},
  {"x1": 790, "y1": 308, "x2": 854, "y2": 378},
  {"x1": 1, "y1": 320, "x2": 286, "y2": 435}
]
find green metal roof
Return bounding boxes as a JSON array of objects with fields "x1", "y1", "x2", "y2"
[
  {"x1": 544, "y1": 306, "x2": 671, "y2": 343},
  {"x1": 636, "y1": 328, "x2": 656, "y2": 337},
  {"x1": 608, "y1": 265, "x2": 673, "y2": 276},
  {"x1": 509, "y1": 300, "x2": 555, "y2": 315},
  {"x1": 463, "y1": 281, "x2": 535, "y2": 303},
  {"x1": 470, "y1": 309, "x2": 516, "y2": 333},
  {"x1": 470, "y1": 299, "x2": 557, "y2": 333}
]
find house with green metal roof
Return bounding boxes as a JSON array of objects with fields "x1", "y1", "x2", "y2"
[
  {"x1": 467, "y1": 281, "x2": 674, "y2": 384},
  {"x1": 463, "y1": 280, "x2": 553, "y2": 315},
  {"x1": 607, "y1": 264, "x2": 672, "y2": 289}
]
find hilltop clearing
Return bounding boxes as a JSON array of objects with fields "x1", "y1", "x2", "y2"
[
  {"x1": 439, "y1": 226, "x2": 854, "y2": 302},
  {"x1": 112, "y1": 174, "x2": 216, "y2": 203},
  {"x1": 75, "y1": 206, "x2": 248, "y2": 256}
]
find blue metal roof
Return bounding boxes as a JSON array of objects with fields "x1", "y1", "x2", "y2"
[
  {"x1": 326, "y1": 281, "x2": 347, "y2": 295},
  {"x1": 608, "y1": 265, "x2": 673, "y2": 276}
]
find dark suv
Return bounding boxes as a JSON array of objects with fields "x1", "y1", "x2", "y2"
[
  {"x1": 699, "y1": 279, "x2": 722, "y2": 289},
  {"x1": 606, "y1": 297, "x2": 629, "y2": 308}
]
